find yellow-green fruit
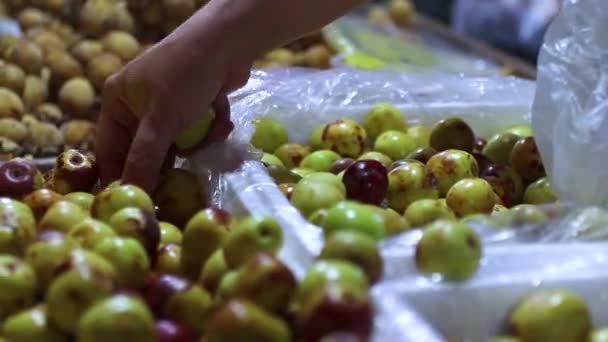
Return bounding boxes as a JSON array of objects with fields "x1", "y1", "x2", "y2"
[
  {"x1": 165, "y1": 284, "x2": 213, "y2": 335},
  {"x1": 320, "y1": 230, "x2": 383, "y2": 283},
  {"x1": 0, "y1": 87, "x2": 24, "y2": 119},
  {"x1": 504, "y1": 125, "x2": 533, "y2": 138},
  {"x1": 510, "y1": 289, "x2": 591, "y2": 342},
  {"x1": 199, "y1": 249, "x2": 228, "y2": 293},
  {"x1": 154, "y1": 168, "x2": 207, "y2": 228},
  {"x1": 0, "y1": 61, "x2": 25, "y2": 94},
  {"x1": 446, "y1": 178, "x2": 496, "y2": 217},
  {"x1": 374, "y1": 130, "x2": 417, "y2": 161},
  {"x1": 175, "y1": 110, "x2": 216, "y2": 150},
  {"x1": 63, "y1": 192, "x2": 95, "y2": 211},
  {"x1": 261, "y1": 153, "x2": 284, "y2": 167},
  {"x1": 407, "y1": 125, "x2": 431, "y2": 147},
  {"x1": 58, "y1": 77, "x2": 95, "y2": 117},
  {"x1": 362, "y1": 103, "x2": 407, "y2": 140},
  {"x1": 223, "y1": 216, "x2": 283, "y2": 269},
  {"x1": 93, "y1": 236, "x2": 150, "y2": 289},
  {"x1": 274, "y1": 143, "x2": 311, "y2": 169},
  {"x1": 101, "y1": 31, "x2": 141, "y2": 61},
  {"x1": 251, "y1": 117, "x2": 289, "y2": 153},
  {"x1": 405, "y1": 198, "x2": 455, "y2": 227},
  {"x1": 358, "y1": 151, "x2": 393, "y2": 168},
  {"x1": 39, "y1": 200, "x2": 88, "y2": 233},
  {"x1": 2, "y1": 304, "x2": 68, "y2": 342},
  {"x1": 309, "y1": 125, "x2": 325, "y2": 150},
  {"x1": 321, "y1": 119, "x2": 367, "y2": 158},
  {"x1": 91, "y1": 184, "x2": 154, "y2": 223},
  {"x1": 155, "y1": 243, "x2": 182, "y2": 276},
  {"x1": 291, "y1": 178, "x2": 345, "y2": 218},
  {"x1": 68, "y1": 218, "x2": 116, "y2": 249},
  {"x1": 25, "y1": 232, "x2": 78, "y2": 292},
  {"x1": 0, "y1": 197, "x2": 36, "y2": 255},
  {"x1": 383, "y1": 208, "x2": 411, "y2": 236},
  {"x1": 523, "y1": 177, "x2": 557, "y2": 205},
  {"x1": 300, "y1": 150, "x2": 342, "y2": 172},
  {"x1": 387, "y1": 161, "x2": 439, "y2": 213},
  {"x1": 427, "y1": 149, "x2": 479, "y2": 196},
  {"x1": 159, "y1": 222, "x2": 182, "y2": 245},
  {"x1": 0, "y1": 255, "x2": 37, "y2": 319}
]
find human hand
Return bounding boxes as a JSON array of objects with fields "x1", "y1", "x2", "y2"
[{"x1": 95, "y1": 24, "x2": 251, "y2": 194}]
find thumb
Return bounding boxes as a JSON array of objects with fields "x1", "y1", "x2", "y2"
[{"x1": 122, "y1": 113, "x2": 176, "y2": 193}]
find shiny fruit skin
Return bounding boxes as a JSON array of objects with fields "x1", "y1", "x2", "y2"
[
  {"x1": 387, "y1": 160, "x2": 439, "y2": 212},
  {"x1": 429, "y1": 117, "x2": 475, "y2": 152},
  {"x1": 426, "y1": 149, "x2": 479, "y2": 196},
  {"x1": 63, "y1": 191, "x2": 95, "y2": 211},
  {"x1": 374, "y1": 130, "x2": 417, "y2": 161},
  {"x1": 68, "y1": 217, "x2": 116, "y2": 249},
  {"x1": 181, "y1": 207, "x2": 232, "y2": 279},
  {"x1": 322, "y1": 119, "x2": 367, "y2": 158},
  {"x1": 154, "y1": 168, "x2": 207, "y2": 228},
  {"x1": 46, "y1": 250, "x2": 116, "y2": 334},
  {"x1": 342, "y1": 160, "x2": 388, "y2": 206},
  {"x1": 155, "y1": 320, "x2": 196, "y2": 342},
  {"x1": 509, "y1": 137, "x2": 545, "y2": 182},
  {"x1": 300, "y1": 150, "x2": 342, "y2": 172},
  {"x1": 358, "y1": 151, "x2": 393, "y2": 168},
  {"x1": 523, "y1": 177, "x2": 557, "y2": 205},
  {"x1": 25, "y1": 231, "x2": 78, "y2": 292},
  {"x1": 0, "y1": 158, "x2": 43, "y2": 198},
  {"x1": 261, "y1": 153, "x2": 284, "y2": 167},
  {"x1": 109, "y1": 207, "x2": 161, "y2": 264},
  {"x1": 279, "y1": 183, "x2": 296, "y2": 200},
  {"x1": 0, "y1": 255, "x2": 37, "y2": 319},
  {"x1": 223, "y1": 216, "x2": 283, "y2": 269},
  {"x1": 205, "y1": 299, "x2": 291, "y2": 342},
  {"x1": 362, "y1": 103, "x2": 407, "y2": 140},
  {"x1": 405, "y1": 198, "x2": 455, "y2": 227},
  {"x1": 330, "y1": 158, "x2": 355, "y2": 175},
  {"x1": 321, "y1": 201, "x2": 386, "y2": 240},
  {"x1": 510, "y1": 289, "x2": 591, "y2": 342},
  {"x1": 320, "y1": 230, "x2": 383, "y2": 283},
  {"x1": 51, "y1": 149, "x2": 98, "y2": 195},
  {"x1": 155, "y1": 243, "x2": 183, "y2": 276},
  {"x1": 406, "y1": 146, "x2": 438, "y2": 164},
  {"x1": 0, "y1": 197, "x2": 36, "y2": 255},
  {"x1": 273, "y1": 143, "x2": 311, "y2": 169},
  {"x1": 77, "y1": 294, "x2": 156, "y2": 342},
  {"x1": 91, "y1": 184, "x2": 155, "y2": 223},
  {"x1": 446, "y1": 178, "x2": 496, "y2": 217},
  {"x1": 39, "y1": 200, "x2": 88, "y2": 233},
  {"x1": 174, "y1": 110, "x2": 215, "y2": 151},
  {"x1": 291, "y1": 178, "x2": 345, "y2": 218},
  {"x1": 159, "y1": 221, "x2": 182, "y2": 245},
  {"x1": 250, "y1": 118, "x2": 289, "y2": 153},
  {"x1": 482, "y1": 132, "x2": 520, "y2": 165},
  {"x1": 415, "y1": 220, "x2": 481, "y2": 280},
  {"x1": 2, "y1": 304, "x2": 68, "y2": 342},
  {"x1": 231, "y1": 252, "x2": 297, "y2": 314},
  {"x1": 481, "y1": 164, "x2": 524, "y2": 207},
  {"x1": 93, "y1": 236, "x2": 150, "y2": 289},
  {"x1": 22, "y1": 188, "x2": 62, "y2": 220}
]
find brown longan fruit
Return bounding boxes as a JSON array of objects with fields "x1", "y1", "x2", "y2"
[
  {"x1": 22, "y1": 76, "x2": 48, "y2": 110},
  {"x1": 0, "y1": 87, "x2": 24, "y2": 119},
  {"x1": 101, "y1": 31, "x2": 140, "y2": 61},
  {"x1": 304, "y1": 44, "x2": 332, "y2": 69},
  {"x1": 389, "y1": 0, "x2": 415, "y2": 27},
  {"x1": 18, "y1": 7, "x2": 52, "y2": 30},
  {"x1": 45, "y1": 49, "x2": 84, "y2": 89},
  {"x1": 87, "y1": 52, "x2": 123, "y2": 91},
  {"x1": 71, "y1": 39, "x2": 105, "y2": 63},
  {"x1": 4, "y1": 39, "x2": 45, "y2": 74},
  {"x1": 0, "y1": 60, "x2": 25, "y2": 94},
  {"x1": 36, "y1": 102, "x2": 63, "y2": 123},
  {"x1": 27, "y1": 28, "x2": 67, "y2": 52},
  {"x1": 0, "y1": 117, "x2": 27, "y2": 143},
  {"x1": 61, "y1": 119, "x2": 95, "y2": 147}
]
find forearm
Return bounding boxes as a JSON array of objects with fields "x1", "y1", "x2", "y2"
[{"x1": 181, "y1": 0, "x2": 367, "y2": 64}]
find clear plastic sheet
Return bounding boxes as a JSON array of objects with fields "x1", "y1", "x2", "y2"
[{"x1": 533, "y1": 0, "x2": 608, "y2": 207}]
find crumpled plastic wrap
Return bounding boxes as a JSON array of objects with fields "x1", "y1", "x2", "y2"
[{"x1": 533, "y1": 0, "x2": 608, "y2": 207}]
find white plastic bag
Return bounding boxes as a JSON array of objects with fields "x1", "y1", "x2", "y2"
[{"x1": 533, "y1": 0, "x2": 608, "y2": 207}]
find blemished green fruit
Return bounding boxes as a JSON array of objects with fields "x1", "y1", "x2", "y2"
[
  {"x1": 405, "y1": 198, "x2": 456, "y2": 227},
  {"x1": 387, "y1": 160, "x2": 439, "y2": 213},
  {"x1": 223, "y1": 216, "x2": 283, "y2": 269},
  {"x1": 291, "y1": 178, "x2": 345, "y2": 218},
  {"x1": 0, "y1": 255, "x2": 37, "y2": 319},
  {"x1": 91, "y1": 184, "x2": 155, "y2": 223},
  {"x1": 231, "y1": 252, "x2": 297, "y2": 314},
  {"x1": 320, "y1": 230, "x2": 383, "y2": 283},
  {"x1": 383, "y1": 207, "x2": 411, "y2": 236},
  {"x1": 159, "y1": 221, "x2": 182, "y2": 245},
  {"x1": 175, "y1": 110, "x2": 215, "y2": 150},
  {"x1": 510, "y1": 289, "x2": 591, "y2": 342},
  {"x1": 321, "y1": 119, "x2": 367, "y2": 158},
  {"x1": 415, "y1": 220, "x2": 481, "y2": 280},
  {"x1": 266, "y1": 164, "x2": 302, "y2": 184},
  {"x1": 446, "y1": 178, "x2": 496, "y2": 217},
  {"x1": 523, "y1": 177, "x2": 557, "y2": 205},
  {"x1": 374, "y1": 130, "x2": 417, "y2": 161},
  {"x1": 109, "y1": 207, "x2": 160, "y2": 262},
  {"x1": 93, "y1": 236, "x2": 150, "y2": 289},
  {"x1": 509, "y1": 137, "x2": 545, "y2": 183},
  {"x1": 77, "y1": 294, "x2": 155, "y2": 342},
  {"x1": 39, "y1": 200, "x2": 88, "y2": 233},
  {"x1": 321, "y1": 201, "x2": 386, "y2": 240},
  {"x1": 429, "y1": 117, "x2": 475, "y2": 152},
  {"x1": 251, "y1": 118, "x2": 289, "y2": 153},
  {"x1": 261, "y1": 153, "x2": 285, "y2": 167},
  {"x1": 482, "y1": 132, "x2": 520, "y2": 165},
  {"x1": 427, "y1": 149, "x2": 479, "y2": 196},
  {"x1": 362, "y1": 103, "x2": 407, "y2": 140},
  {"x1": 0, "y1": 197, "x2": 36, "y2": 255},
  {"x1": 181, "y1": 207, "x2": 232, "y2": 280},
  {"x1": 273, "y1": 143, "x2": 311, "y2": 169},
  {"x1": 68, "y1": 218, "x2": 116, "y2": 249},
  {"x1": 25, "y1": 231, "x2": 78, "y2": 292},
  {"x1": 205, "y1": 299, "x2": 291, "y2": 342},
  {"x1": 2, "y1": 304, "x2": 68, "y2": 342},
  {"x1": 300, "y1": 150, "x2": 342, "y2": 172},
  {"x1": 46, "y1": 250, "x2": 116, "y2": 334}
]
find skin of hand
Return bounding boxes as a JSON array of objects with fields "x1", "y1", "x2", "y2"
[{"x1": 96, "y1": 0, "x2": 367, "y2": 193}]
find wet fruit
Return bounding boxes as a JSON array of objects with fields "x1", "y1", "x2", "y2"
[
  {"x1": 446, "y1": 178, "x2": 496, "y2": 217},
  {"x1": 320, "y1": 230, "x2": 383, "y2": 283},
  {"x1": 510, "y1": 289, "x2": 591, "y2": 342},
  {"x1": 404, "y1": 198, "x2": 455, "y2": 227},
  {"x1": 427, "y1": 149, "x2": 479, "y2": 196},
  {"x1": 251, "y1": 118, "x2": 289, "y2": 153},
  {"x1": 0, "y1": 255, "x2": 37, "y2": 319},
  {"x1": 342, "y1": 159, "x2": 388, "y2": 205},
  {"x1": 429, "y1": 117, "x2": 475, "y2": 152},
  {"x1": 155, "y1": 243, "x2": 182, "y2": 276},
  {"x1": 415, "y1": 220, "x2": 482, "y2": 280}
]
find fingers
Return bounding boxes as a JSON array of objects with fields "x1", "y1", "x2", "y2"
[
  {"x1": 96, "y1": 79, "x2": 135, "y2": 186},
  {"x1": 207, "y1": 94, "x2": 234, "y2": 143},
  {"x1": 122, "y1": 113, "x2": 175, "y2": 194}
]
